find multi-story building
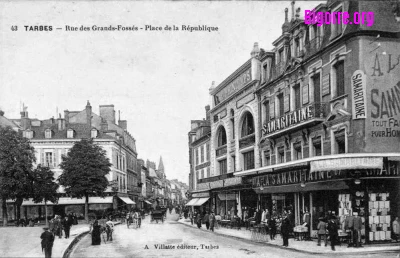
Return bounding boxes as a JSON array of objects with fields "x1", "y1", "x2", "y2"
[
  {"x1": 231, "y1": 0, "x2": 400, "y2": 244},
  {"x1": 11, "y1": 102, "x2": 137, "y2": 218}
]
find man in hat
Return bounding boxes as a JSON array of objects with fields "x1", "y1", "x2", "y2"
[
  {"x1": 353, "y1": 212, "x2": 363, "y2": 247},
  {"x1": 40, "y1": 227, "x2": 55, "y2": 258}
]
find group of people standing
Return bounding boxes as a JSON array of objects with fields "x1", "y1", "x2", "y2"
[
  {"x1": 192, "y1": 210, "x2": 216, "y2": 232},
  {"x1": 90, "y1": 217, "x2": 114, "y2": 245}
]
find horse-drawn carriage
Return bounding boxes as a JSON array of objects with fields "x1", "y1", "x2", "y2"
[
  {"x1": 126, "y1": 211, "x2": 141, "y2": 229},
  {"x1": 150, "y1": 209, "x2": 165, "y2": 223}
]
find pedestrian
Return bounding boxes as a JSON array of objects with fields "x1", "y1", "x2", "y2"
[
  {"x1": 353, "y1": 212, "x2": 363, "y2": 247},
  {"x1": 63, "y1": 216, "x2": 72, "y2": 239},
  {"x1": 255, "y1": 208, "x2": 262, "y2": 225},
  {"x1": 49, "y1": 216, "x2": 56, "y2": 237},
  {"x1": 204, "y1": 211, "x2": 210, "y2": 230},
  {"x1": 393, "y1": 217, "x2": 399, "y2": 242},
  {"x1": 106, "y1": 218, "x2": 114, "y2": 241},
  {"x1": 317, "y1": 217, "x2": 327, "y2": 246},
  {"x1": 190, "y1": 211, "x2": 194, "y2": 225},
  {"x1": 209, "y1": 211, "x2": 216, "y2": 232},
  {"x1": 72, "y1": 213, "x2": 78, "y2": 225},
  {"x1": 40, "y1": 227, "x2": 55, "y2": 258},
  {"x1": 91, "y1": 220, "x2": 102, "y2": 245},
  {"x1": 327, "y1": 215, "x2": 339, "y2": 251},
  {"x1": 269, "y1": 216, "x2": 277, "y2": 240},
  {"x1": 303, "y1": 208, "x2": 311, "y2": 240},
  {"x1": 196, "y1": 212, "x2": 202, "y2": 229},
  {"x1": 281, "y1": 212, "x2": 291, "y2": 247}
]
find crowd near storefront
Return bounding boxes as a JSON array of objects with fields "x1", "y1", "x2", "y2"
[{"x1": 187, "y1": 0, "x2": 400, "y2": 246}]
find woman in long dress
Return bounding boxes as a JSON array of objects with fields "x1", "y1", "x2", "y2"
[{"x1": 91, "y1": 220, "x2": 102, "y2": 245}]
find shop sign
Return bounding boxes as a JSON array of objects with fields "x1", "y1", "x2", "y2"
[
  {"x1": 210, "y1": 180, "x2": 224, "y2": 189},
  {"x1": 351, "y1": 70, "x2": 367, "y2": 119},
  {"x1": 310, "y1": 157, "x2": 382, "y2": 172},
  {"x1": 214, "y1": 68, "x2": 252, "y2": 105},
  {"x1": 192, "y1": 192, "x2": 209, "y2": 198},
  {"x1": 197, "y1": 182, "x2": 210, "y2": 190},
  {"x1": 252, "y1": 160, "x2": 400, "y2": 188},
  {"x1": 262, "y1": 104, "x2": 313, "y2": 136},
  {"x1": 224, "y1": 177, "x2": 242, "y2": 187}
]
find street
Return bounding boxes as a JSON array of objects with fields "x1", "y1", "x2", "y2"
[{"x1": 70, "y1": 211, "x2": 398, "y2": 258}]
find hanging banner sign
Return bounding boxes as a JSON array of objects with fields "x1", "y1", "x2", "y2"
[{"x1": 351, "y1": 70, "x2": 367, "y2": 119}]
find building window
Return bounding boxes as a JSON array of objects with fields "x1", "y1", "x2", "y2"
[
  {"x1": 45, "y1": 129, "x2": 52, "y2": 139},
  {"x1": 334, "y1": 61, "x2": 345, "y2": 97},
  {"x1": 294, "y1": 84, "x2": 301, "y2": 110},
  {"x1": 67, "y1": 129, "x2": 74, "y2": 139},
  {"x1": 263, "y1": 63, "x2": 269, "y2": 82},
  {"x1": 91, "y1": 129, "x2": 98, "y2": 138},
  {"x1": 213, "y1": 115, "x2": 219, "y2": 123},
  {"x1": 230, "y1": 110, "x2": 235, "y2": 140},
  {"x1": 264, "y1": 151, "x2": 271, "y2": 166},
  {"x1": 207, "y1": 167, "x2": 210, "y2": 178},
  {"x1": 313, "y1": 73, "x2": 321, "y2": 103},
  {"x1": 201, "y1": 145, "x2": 204, "y2": 163},
  {"x1": 206, "y1": 143, "x2": 210, "y2": 161},
  {"x1": 263, "y1": 101, "x2": 270, "y2": 124},
  {"x1": 201, "y1": 169, "x2": 204, "y2": 179},
  {"x1": 219, "y1": 159, "x2": 227, "y2": 175},
  {"x1": 278, "y1": 146, "x2": 285, "y2": 163},
  {"x1": 312, "y1": 137, "x2": 322, "y2": 156},
  {"x1": 241, "y1": 112, "x2": 254, "y2": 137},
  {"x1": 334, "y1": 129, "x2": 346, "y2": 154},
  {"x1": 45, "y1": 152, "x2": 53, "y2": 168},
  {"x1": 196, "y1": 148, "x2": 199, "y2": 165},
  {"x1": 293, "y1": 142, "x2": 302, "y2": 160},
  {"x1": 217, "y1": 127, "x2": 227, "y2": 147},
  {"x1": 243, "y1": 151, "x2": 255, "y2": 170},
  {"x1": 331, "y1": 7, "x2": 343, "y2": 39},
  {"x1": 23, "y1": 130, "x2": 33, "y2": 139},
  {"x1": 278, "y1": 93, "x2": 284, "y2": 117},
  {"x1": 295, "y1": 37, "x2": 300, "y2": 57},
  {"x1": 278, "y1": 48, "x2": 284, "y2": 63}
]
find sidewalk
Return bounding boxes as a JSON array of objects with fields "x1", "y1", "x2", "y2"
[
  {"x1": 0, "y1": 221, "x2": 121, "y2": 258},
  {"x1": 178, "y1": 218, "x2": 400, "y2": 255}
]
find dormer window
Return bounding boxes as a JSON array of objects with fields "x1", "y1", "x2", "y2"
[
  {"x1": 67, "y1": 129, "x2": 75, "y2": 139},
  {"x1": 45, "y1": 129, "x2": 52, "y2": 139},
  {"x1": 23, "y1": 130, "x2": 34, "y2": 139},
  {"x1": 91, "y1": 129, "x2": 98, "y2": 138},
  {"x1": 331, "y1": 6, "x2": 343, "y2": 39}
]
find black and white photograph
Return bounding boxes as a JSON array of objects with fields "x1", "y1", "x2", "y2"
[{"x1": 0, "y1": 1, "x2": 400, "y2": 257}]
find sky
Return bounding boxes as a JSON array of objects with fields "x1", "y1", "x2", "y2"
[{"x1": 0, "y1": 1, "x2": 323, "y2": 183}]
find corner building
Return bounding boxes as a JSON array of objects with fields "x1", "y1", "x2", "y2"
[{"x1": 233, "y1": 1, "x2": 400, "y2": 244}]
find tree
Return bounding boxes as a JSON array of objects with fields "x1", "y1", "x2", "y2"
[
  {"x1": 58, "y1": 139, "x2": 111, "y2": 222},
  {"x1": 32, "y1": 165, "x2": 59, "y2": 227},
  {"x1": 0, "y1": 126, "x2": 36, "y2": 226}
]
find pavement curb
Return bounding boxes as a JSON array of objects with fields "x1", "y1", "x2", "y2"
[{"x1": 177, "y1": 220, "x2": 400, "y2": 256}]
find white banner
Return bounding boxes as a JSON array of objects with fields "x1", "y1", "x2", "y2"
[{"x1": 310, "y1": 157, "x2": 383, "y2": 172}]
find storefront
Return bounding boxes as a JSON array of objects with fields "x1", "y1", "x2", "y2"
[
  {"x1": 243, "y1": 155, "x2": 400, "y2": 243},
  {"x1": 186, "y1": 189, "x2": 210, "y2": 214}
]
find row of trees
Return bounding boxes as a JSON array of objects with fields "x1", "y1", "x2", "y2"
[{"x1": 0, "y1": 126, "x2": 111, "y2": 226}]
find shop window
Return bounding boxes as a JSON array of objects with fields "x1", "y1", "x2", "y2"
[
  {"x1": 230, "y1": 110, "x2": 235, "y2": 140},
  {"x1": 264, "y1": 151, "x2": 271, "y2": 166},
  {"x1": 294, "y1": 84, "x2": 301, "y2": 110},
  {"x1": 334, "y1": 61, "x2": 345, "y2": 97},
  {"x1": 278, "y1": 93, "x2": 284, "y2": 117},
  {"x1": 293, "y1": 142, "x2": 302, "y2": 160},
  {"x1": 201, "y1": 145, "x2": 204, "y2": 163},
  {"x1": 278, "y1": 146, "x2": 285, "y2": 163},
  {"x1": 243, "y1": 151, "x2": 255, "y2": 170},
  {"x1": 241, "y1": 112, "x2": 254, "y2": 137},
  {"x1": 217, "y1": 127, "x2": 227, "y2": 147},
  {"x1": 263, "y1": 101, "x2": 270, "y2": 124},
  {"x1": 334, "y1": 129, "x2": 346, "y2": 154},
  {"x1": 312, "y1": 137, "x2": 322, "y2": 156},
  {"x1": 219, "y1": 159, "x2": 227, "y2": 175}
]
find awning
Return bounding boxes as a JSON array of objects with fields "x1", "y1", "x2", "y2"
[
  {"x1": 253, "y1": 180, "x2": 349, "y2": 194},
  {"x1": 22, "y1": 199, "x2": 55, "y2": 206},
  {"x1": 310, "y1": 157, "x2": 383, "y2": 173},
  {"x1": 218, "y1": 193, "x2": 236, "y2": 201},
  {"x1": 185, "y1": 198, "x2": 199, "y2": 206},
  {"x1": 56, "y1": 197, "x2": 113, "y2": 205},
  {"x1": 193, "y1": 197, "x2": 209, "y2": 206},
  {"x1": 118, "y1": 196, "x2": 135, "y2": 205},
  {"x1": 144, "y1": 200, "x2": 152, "y2": 205}
]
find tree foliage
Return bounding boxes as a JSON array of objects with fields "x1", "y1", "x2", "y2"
[
  {"x1": 58, "y1": 139, "x2": 111, "y2": 221},
  {"x1": 0, "y1": 126, "x2": 36, "y2": 226},
  {"x1": 32, "y1": 165, "x2": 59, "y2": 204}
]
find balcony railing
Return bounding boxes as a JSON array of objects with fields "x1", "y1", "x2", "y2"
[
  {"x1": 216, "y1": 145, "x2": 227, "y2": 157},
  {"x1": 304, "y1": 36, "x2": 322, "y2": 59},
  {"x1": 239, "y1": 133, "x2": 255, "y2": 149}
]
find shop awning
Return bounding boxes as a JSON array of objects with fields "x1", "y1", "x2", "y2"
[
  {"x1": 55, "y1": 197, "x2": 113, "y2": 205},
  {"x1": 310, "y1": 157, "x2": 383, "y2": 173},
  {"x1": 144, "y1": 200, "x2": 152, "y2": 205},
  {"x1": 218, "y1": 193, "x2": 236, "y2": 201},
  {"x1": 185, "y1": 198, "x2": 199, "y2": 206},
  {"x1": 118, "y1": 197, "x2": 135, "y2": 205},
  {"x1": 253, "y1": 180, "x2": 349, "y2": 194},
  {"x1": 193, "y1": 197, "x2": 209, "y2": 206},
  {"x1": 22, "y1": 199, "x2": 55, "y2": 206}
]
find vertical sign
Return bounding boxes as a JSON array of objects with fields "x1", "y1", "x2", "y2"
[
  {"x1": 322, "y1": 74, "x2": 330, "y2": 96},
  {"x1": 302, "y1": 84, "x2": 309, "y2": 104},
  {"x1": 351, "y1": 70, "x2": 367, "y2": 119}
]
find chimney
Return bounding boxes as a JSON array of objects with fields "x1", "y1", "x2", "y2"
[
  {"x1": 118, "y1": 120, "x2": 127, "y2": 130},
  {"x1": 20, "y1": 107, "x2": 30, "y2": 130},
  {"x1": 0, "y1": 110, "x2": 4, "y2": 116},
  {"x1": 57, "y1": 114, "x2": 65, "y2": 131},
  {"x1": 285, "y1": 7, "x2": 289, "y2": 23},
  {"x1": 64, "y1": 110, "x2": 70, "y2": 125},
  {"x1": 205, "y1": 105, "x2": 210, "y2": 121},
  {"x1": 86, "y1": 100, "x2": 92, "y2": 128},
  {"x1": 99, "y1": 105, "x2": 116, "y2": 124},
  {"x1": 250, "y1": 42, "x2": 260, "y2": 58},
  {"x1": 291, "y1": 1, "x2": 295, "y2": 21}
]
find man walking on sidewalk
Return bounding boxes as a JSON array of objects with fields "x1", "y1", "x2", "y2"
[
  {"x1": 209, "y1": 211, "x2": 216, "y2": 232},
  {"x1": 40, "y1": 227, "x2": 55, "y2": 258},
  {"x1": 204, "y1": 211, "x2": 210, "y2": 230}
]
